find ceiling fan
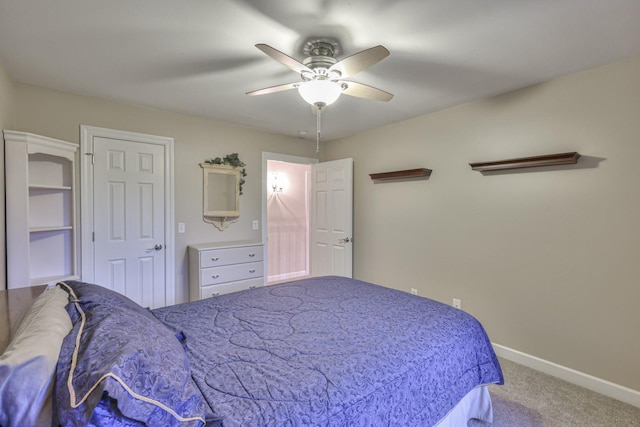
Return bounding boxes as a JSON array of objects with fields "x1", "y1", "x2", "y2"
[
  {"x1": 246, "y1": 39, "x2": 393, "y2": 152},
  {"x1": 247, "y1": 40, "x2": 393, "y2": 105}
]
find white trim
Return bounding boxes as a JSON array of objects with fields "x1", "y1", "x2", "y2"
[
  {"x1": 80, "y1": 126, "x2": 176, "y2": 306},
  {"x1": 261, "y1": 152, "x2": 318, "y2": 286},
  {"x1": 492, "y1": 343, "x2": 640, "y2": 408},
  {"x1": 267, "y1": 270, "x2": 309, "y2": 283}
]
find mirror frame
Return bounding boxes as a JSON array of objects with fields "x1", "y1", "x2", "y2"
[{"x1": 200, "y1": 163, "x2": 240, "y2": 230}]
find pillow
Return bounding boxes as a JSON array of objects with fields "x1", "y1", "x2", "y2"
[
  {"x1": 61, "y1": 280, "x2": 158, "y2": 321},
  {"x1": 0, "y1": 285, "x2": 73, "y2": 427},
  {"x1": 55, "y1": 281, "x2": 214, "y2": 426},
  {"x1": 67, "y1": 281, "x2": 189, "y2": 345}
]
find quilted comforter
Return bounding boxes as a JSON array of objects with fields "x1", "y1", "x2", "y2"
[{"x1": 152, "y1": 276, "x2": 503, "y2": 426}]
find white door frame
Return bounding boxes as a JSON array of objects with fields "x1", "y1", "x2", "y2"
[
  {"x1": 262, "y1": 152, "x2": 318, "y2": 284},
  {"x1": 80, "y1": 125, "x2": 176, "y2": 305}
]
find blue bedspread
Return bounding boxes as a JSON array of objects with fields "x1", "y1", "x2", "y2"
[{"x1": 152, "y1": 276, "x2": 503, "y2": 426}]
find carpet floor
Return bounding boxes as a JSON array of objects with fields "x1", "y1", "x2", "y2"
[{"x1": 468, "y1": 358, "x2": 640, "y2": 426}]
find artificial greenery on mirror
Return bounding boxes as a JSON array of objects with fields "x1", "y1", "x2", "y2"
[{"x1": 203, "y1": 153, "x2": 247, "y2": 195}]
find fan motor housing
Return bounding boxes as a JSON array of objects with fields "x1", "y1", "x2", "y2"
[
  {"x1": 302, "y1": 38, "x2": 341, "y2": 56},
  {"x1": 302, "y1": 40, "x2": 340, "y2": 75},
  {"x1": 303, "y1": 55, "x2": 337, "y2": 73}
]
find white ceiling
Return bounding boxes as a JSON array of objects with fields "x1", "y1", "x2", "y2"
[{"x1": 1, "y1": 0, "x2": 639, "y2": 141}]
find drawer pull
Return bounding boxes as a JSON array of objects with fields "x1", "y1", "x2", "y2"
[
  {"x1": 211, "y1": 257, "x2": 219, "y2": 261},
  {"x1": 211, "y1": 274, "x2": 220, "y2": 279},
  {"x1": 248, "y1": 253, "x2": 256, "y2": 257},
  {"x1": 249, "y1": 269, "x2": 256, "y2": 273}
]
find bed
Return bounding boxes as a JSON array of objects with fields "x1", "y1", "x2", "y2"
[{"x1": 0, "y1": 276, "x2": 503, "y2": 426}]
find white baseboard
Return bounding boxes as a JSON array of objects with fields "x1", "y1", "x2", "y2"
[
  {"x1": 267, "y1": 270, "x2": 308, "y2": 283},
  {"x1": 492, "y1": 343, "x2": 640, "y2": 408}
]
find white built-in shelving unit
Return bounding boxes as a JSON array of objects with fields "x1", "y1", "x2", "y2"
[{"x1": 4, "y1": 130, "x2": 79, "y2": 289}]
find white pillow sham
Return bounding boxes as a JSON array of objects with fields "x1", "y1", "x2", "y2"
[{"x1": 0, "y1": 285, "x2": 72, "y2": 427}]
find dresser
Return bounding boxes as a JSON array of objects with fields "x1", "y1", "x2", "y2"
[{"x1": 188, "y1": 241, "x2": 264, "y2": 301}]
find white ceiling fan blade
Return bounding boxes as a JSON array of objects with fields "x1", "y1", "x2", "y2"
[
  {"x1": 256, "y1": 44, "x2": 313, "y2": 75},
  {"x1": 329, "y1": 45, "x2": 390, "y2": 79},
  {"x1": 246, "y1": 82, "x2": 299, "y2": 96},
  {"x1": 341, "y1": 81, "x2": 393, "y2": 102}
]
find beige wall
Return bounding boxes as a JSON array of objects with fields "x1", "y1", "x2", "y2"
[
  {"x1": 323, "y1": 56, "x2": 640, "y2": 391},
  {"x1": 5, "y1": 54, "x2": 640, "y2": 391},
  {"x1": 0, "y1": 60, "x2": 16, "y2": 290},
  {"x1": 13, "y1": 83, "x2": 318, "y2": 302}
]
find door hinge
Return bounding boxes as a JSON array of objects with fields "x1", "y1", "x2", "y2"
[
  {"x1": 92, "y1": 232, "x2": 95, "y2": 242},
  {"x1": 85, "y1": 152, "x2": 94, "y2": 165}
]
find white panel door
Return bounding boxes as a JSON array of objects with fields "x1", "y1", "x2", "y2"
[
  {"x1": 311, "y1": 158, "x2": 353, "y2": 277},
  {"x1": 92, "y1": 136, "x2": 166, "y2": 307}
]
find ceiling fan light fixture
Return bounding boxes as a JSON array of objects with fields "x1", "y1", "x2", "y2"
[{"x1": 297, "y1": 80, "x2": 343, "y2": 106}]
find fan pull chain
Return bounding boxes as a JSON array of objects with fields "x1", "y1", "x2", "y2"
[
  {"x1": 315, "y1": 103, "x2": 326, "y2": 154},
  {"x1": 316, "y1": 105, "x2": 322, "y2": 154}
]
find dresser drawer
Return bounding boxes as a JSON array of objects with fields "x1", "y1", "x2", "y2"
[
  {"x1": 200, "y1": 261, "x2": 263, "y2": 286},
  {"x1": 200, "y1": 245, "x2": 263, "y2": 268},
  {"x1": 200, "y1": 278, "x2": 263, "y2": 299}
]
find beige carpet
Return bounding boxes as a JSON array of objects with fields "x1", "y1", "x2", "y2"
[{"x1": 469, "y1": 358, "x2": 640, "y2": 426}]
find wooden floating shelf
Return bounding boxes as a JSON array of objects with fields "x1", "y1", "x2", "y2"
[
  {"x1": 469, "y1": 152, "x2": 580, "y2": 172},
  {"x1": 369, "y1": 168, "x2": 432, "y2": 181}
]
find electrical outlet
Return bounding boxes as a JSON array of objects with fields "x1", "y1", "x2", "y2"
[
  {"x1": 452, "y1": 298, "x2": 462, "y2": 309},
  {"x1": 410, "y1": 288, "x2": 418, "y2": 295},
  {"x1": 252, "y1": 220, "x2": 259, "y2": 230}
]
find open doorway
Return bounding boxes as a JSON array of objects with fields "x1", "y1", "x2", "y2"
[{"x1": 262, "y1": 153, "x2": 317, "y2": 284}]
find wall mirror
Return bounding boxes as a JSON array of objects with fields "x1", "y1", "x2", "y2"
[{"x1": 201, "y1": 163, "x2": 240, "y2": 230}]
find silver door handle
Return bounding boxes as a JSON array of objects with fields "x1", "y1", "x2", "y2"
[
  {"x1": 148, "y1": 244, "x2": 163, "y2": 251},
  {"x1": 338, "y1": 237, "x2": 352, "y2": 244}
]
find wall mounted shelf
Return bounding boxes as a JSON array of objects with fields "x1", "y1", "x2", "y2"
[
  {"x1": 469, "y1": 152, "x2": 580, "y2": 172},
  {"x1": 369, "y1": 168, "x2": 432, "y2": 181}
]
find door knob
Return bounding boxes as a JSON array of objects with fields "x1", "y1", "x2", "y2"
[
  {"x1": 338, "y1": 237, "x2": 352, "y2": 244},
  {"x1": 148, "y1": 244, "x2": 163, "y2": 251}
]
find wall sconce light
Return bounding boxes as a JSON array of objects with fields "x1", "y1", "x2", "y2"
[{"x1": 269, "y1": 172, "x2": 287, "y2": 194}]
